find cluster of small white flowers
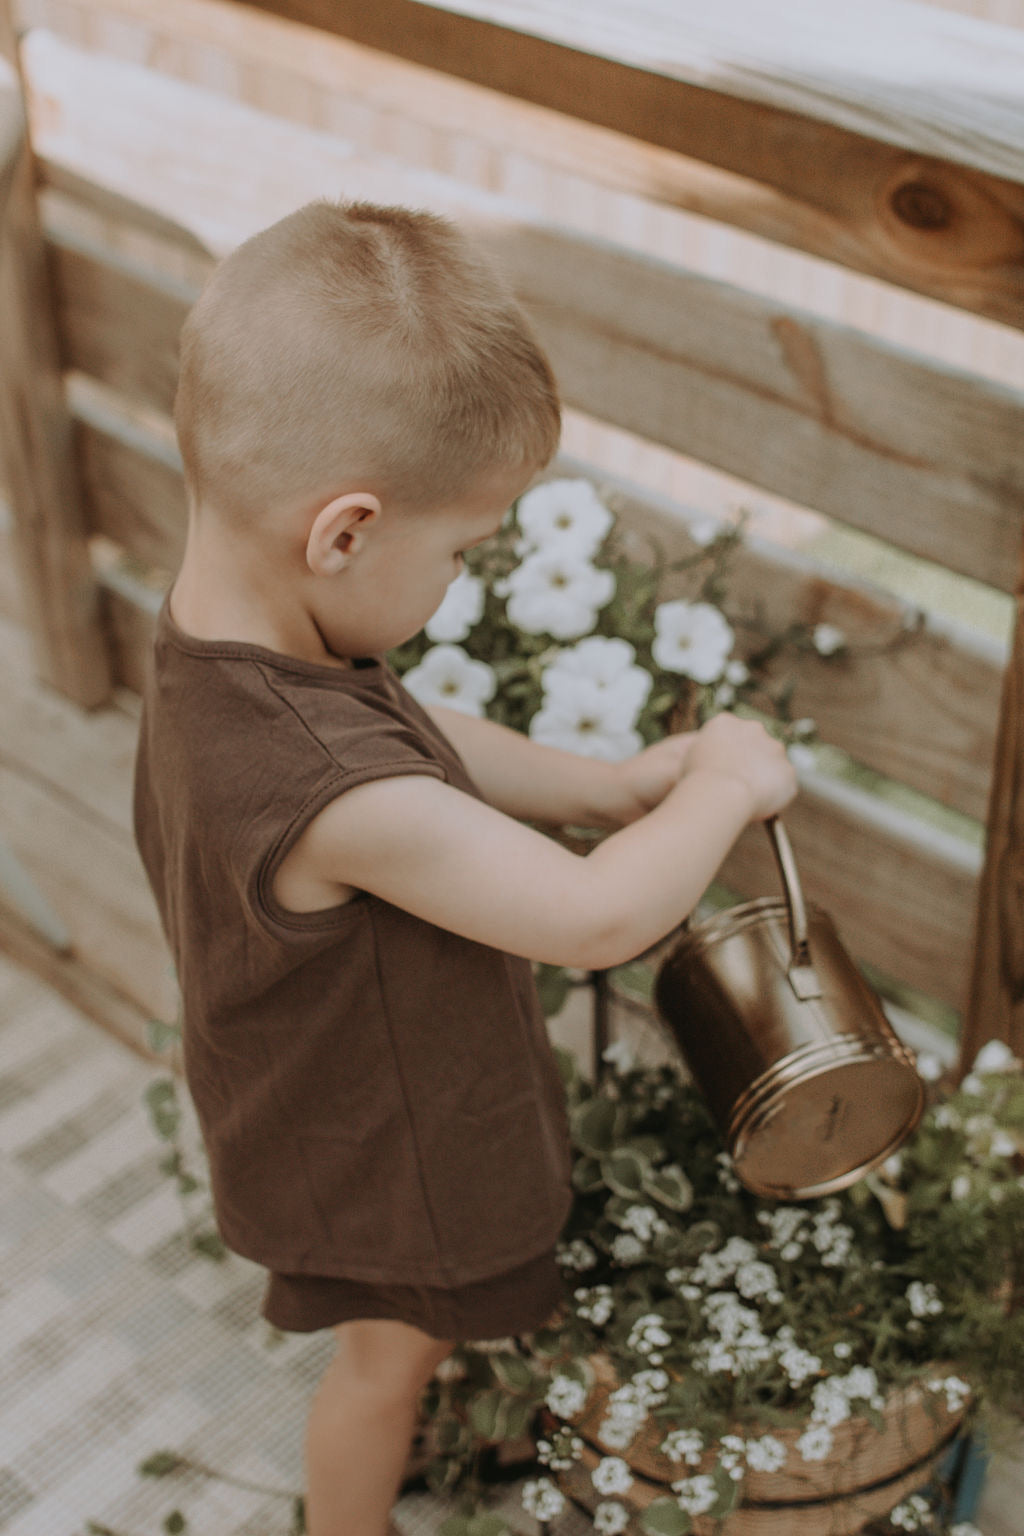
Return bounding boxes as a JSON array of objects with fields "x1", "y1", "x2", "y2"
[
  {"x1": 926, "y1": 1374, "x2": 971, "y2": 1414},
  {"x1": 671, "y1": 1473, "x2": 718, "y2": 1516},
  {"x1": 745, "y1": 1435, "x2": 787, "y2": 1473},
  {"x1": 778, "y1": 1342, "x2": 822, "y2": 1388},
  {"x1": 715, "y1": 1150, "x2": 741, "y2": 1192},
  {"x1": 906, "y1": 1281, "x2": 943, "y2": 1319},
  {"x1": 627, "y1": 1313, "x2": 672, "y2": 1356},
  {"x1": 889, "y1": 1494, "x2": 933, "y2": 1531},
  {"x1": 593, "y1": 1502, "x2": 630, "y2": 1535},
  {"x1": 591, "y1": 1456, "x2": 634, "y2": 1496},
  {"x1": 660, "y1": 1427, "x2": 704, "y2": 1466},
  {"x1": 597, "y1": 1382, "x2": 648, "y2": 1451},
  {"x1": 796, "y1": 1424, "x2": 834, "y2": 1462},
  {"x1": 620, "y1": 1203, "x2": 670, "y2": 1244},
  {"x1": 630, "y1": 1368, "x2": 670, "y2": 1408},
  {"x1": 734, "y1": 1259, "x2": 783, "y2": 1304},
  {"x1": 691, "y1": 1236, "x2": 759, "y2": 1288},
  {"x1": 810, "y1": 1200, "x2": 856, "y2": 1268},
  {"x1": 556, "y1": 1237, "x2": 598, "y2": 1272},
  {"x1": 695, "y1": 1293, "x2": 773, "y2": 1374},
  {"x1": 757, "y1": 1205, "x2": 809, "y2": 1263},
  {"x1": 808, "y1": 1366, "x2": 883, "y2": 1431},
  {"x1": 545, "y1": 1374, "x2": 588, "y2": 1418},
  {"x1": 573, "y1": 1283, "x2": 614, "y2": 1326},
  {"x1": 521, "y1": 1476, "x2": 566, "y2": 1520},
  {"x1": 933, "y1": 1104, "x2": 960, "y2": 1130},
  {"x1": 718, "y1": 1433, "x2": 747, "y2": 1481},
  {"x1": 611, "y1": 1232, "x2": 647, "y2": 1266},
  {"x1": 536, "y1": 1430, "x2": 584, "y2": 1471}
]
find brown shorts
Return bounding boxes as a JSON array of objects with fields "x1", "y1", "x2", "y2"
[{"x1": 260, "y1": 1245, "x2": 568, "y2": 1341}]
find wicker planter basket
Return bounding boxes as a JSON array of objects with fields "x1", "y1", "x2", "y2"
[{"x1": 545, "y1": 1352, "x2": 967, "y2": 1536}]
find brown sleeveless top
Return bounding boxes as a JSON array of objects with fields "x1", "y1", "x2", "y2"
[{"x1": 131, "y1": 592, "x2": 574, "y2": 1286}]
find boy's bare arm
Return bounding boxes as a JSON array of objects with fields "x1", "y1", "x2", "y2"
[
  {"x1": 291, "y1": 766, "x2": 758, "y2": 971},
  {"x1": 423, "y1": 703, "x2": 696, "y2": 829}
]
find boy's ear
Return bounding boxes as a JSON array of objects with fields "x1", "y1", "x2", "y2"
[{"x1": 306, "y1": 492, "x2": 383, "y2": 575}]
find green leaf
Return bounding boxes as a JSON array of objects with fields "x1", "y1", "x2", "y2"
[
  {"x1": 640, "y1": 1498, "x2": 692, "y2": 1535},
  {"x1": 438, "y1": 1519, "x2": 473, "y2": 1536},
  {"x1": 601, "y1": 1149, "x2": 650, "y2": 1198},
  {"x1": 571, "y1": 1096, "x2": 618, "y2": 1154},
  {"x1": 644, "y1": 1165, "x2": 694, "y2": 1212},
  {"x1": 190, "y1": 1231, "x2": 228, "y2": 1261},
  {"x1": 146, "y1": 1017, "x2": 182, "y2": 1053},
  {"x1": 503, "y1": 1397, "x2": 535, "y2": 1440},
  {"x1": 138, "y1": 1451, "x2": 186, "y2": 1478},
  {"x1": 290, "y1": 1495, "x2": 307, "y2": 1534},
  {"x1": 571, "y1": 1155, "x2": 605, "y2": 1194},
  {"x1": 143, "y1": 1080, "x2": 180, "y2": 1140},
  {"x1": 163, "y1": 1513, "x2": 187, "y2": 1534},
  {"x1": 468, "y1": 1388, "x2": 505, "y2": 1440},
  {"x1": 490, "y1": 1352, "x2": 534, "y2": 1394},
  {"x1": 535, "y1": 964, "x2": 573, "y2": 1017},
  {"x1": 529, "y1": 1326, "x2": 565, "y2": 1358},
  {"x1": 467, "y1": 1517, "x2": 512, "y2": 1536}
]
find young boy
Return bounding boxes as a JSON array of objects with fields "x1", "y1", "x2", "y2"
[{"x1": 132, "y1": 199, "x2": 797, "y2": 1536}]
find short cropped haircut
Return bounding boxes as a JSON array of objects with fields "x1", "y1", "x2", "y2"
[{"x1": 174, "y1": 200, "x2": 562, "y2": 525}]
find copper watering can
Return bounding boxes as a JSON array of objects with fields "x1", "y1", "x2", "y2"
[{"x1": 653, "y1": 816, "x2": 925, "y2": 1200}]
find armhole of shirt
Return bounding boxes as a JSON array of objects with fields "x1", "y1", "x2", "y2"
[{"x1": 251, "y1": 759, "x2": 449, "y2": 941}]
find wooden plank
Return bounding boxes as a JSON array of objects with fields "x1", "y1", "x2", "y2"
[
  {"x1": 0, "y1": 18, "x2": 111, "y2": 705},
  {"x1": 229, "y1": 0, "x2": 1024, "y2": 331},
  {"x1": 960, "y1": 556, "x2": 1024, "y2": 1067},
  {"x1": 27, "y1": 29, "x2": 1024, "y2": 590}
]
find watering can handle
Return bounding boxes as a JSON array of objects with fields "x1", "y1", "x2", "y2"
[{"x1": 764, "y1": 816, "x2": 822, "y2": 1000}]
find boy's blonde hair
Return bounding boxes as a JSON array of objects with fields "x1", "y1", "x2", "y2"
[{"x1": 174, "y1": 199, "x2": 561, "y2": 526}]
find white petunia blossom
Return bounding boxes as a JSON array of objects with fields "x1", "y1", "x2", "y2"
[
  {"x1": 916, "y1": 1052, "x2": 944, "y2": 1082},
  {"x1": 424, "y1": 569, "x2": 485, "y2": 642},
  {"x1": 779, "y1": 1344, "x2": 822, "y2": 1388},
  {"x1": 521, "y1": 1477, "x2": 566, "y2": 1520},
  {"x1": 797, "y1": 1424, "x2": 834, "y2": 1461},
  {"x1": 528, "y1": 685, "x2": 643, "y2": 762},
  {"x1": 812, "y1": 623, "x2": 845, "y2": 655},
  {"x1": 594, "y1": 1502, "x2": 631, "y2": 1535},
  {"x1": 973, "y1": 1039, "x2": 1017, "y2": 1074},
  {"x1": 546, "y1": 1374, "x2": 588, "y2": 1418},
  {"x1": 652, "y1": 599, "x2": 734, "y2": 682},
  {"x1": 500, "y1": 549, "x2": 615, "y2": 639},
  {"x1": 515, "y1": 479, "x2": 614, "y2": 559},
  {"x1": 401, "y1": 644, "x2": 496, "y2": 717},
  {"x1": 541, "y1": 636, "x2": 652, "y2": 720},
  {"x1": 591, "y1": 1456, "x2": 634, "y2": 1496}
]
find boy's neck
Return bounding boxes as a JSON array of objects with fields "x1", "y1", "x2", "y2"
[{"x1": 169, "y1": 542, "x2": 353, "y2": 670}]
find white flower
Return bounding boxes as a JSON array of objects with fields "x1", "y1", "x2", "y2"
[
  {"x1": 594, "y1": 1502, "x2": 631, "y2": 1535},
  {"x1": 652, "y1": 600, "x2": 734, "y2": 681},
  {"x1": 833, "y1": 1341, "x2": 852, "y2": 1359},
  {"x1": 934, "y1": 1105, "x2": 960, "y2": 1129},
  {"x1": 401, "y1": 643, "x2": 496, "y2": 717},
  {"x1": 973, "y1": 1039, "x2": 1017, "y2": 1074},
  {"x1": 424, "y1": 569, "x2": 485, "y2": 642},
  {"x1": 631, "y1": 1369, "x2": 670, "y2": 1407},
  {"x1": 882, "y1": 1153, "x2": 903, "y2": 1180},
  {"x1": 810, "y1": 1379, "x2": 852, "y2": 1427},
  {"x1": 521, "y1": 1477, "x2": 566, "y2": 1520},
  {"x1": 557, "y1": 1238, "x2": 598, "y2": 1272},
  {"x1": 713, "y1": 682, "x2": 735, "y2": 708},
  {"x1": 841, "y1": 1366, "x2": 880, "y2": 1404},
  {"x1": 927, "y1": 1375, "x2": 971, "y2": 1414},
  {"x1": 735, "y1": 1260, "x2": 778, "y2": 1299},
  {"x1": 515, "y1": 479, "x2": 614, "y2": 559},
  {"x1": 951, "y1": 1173, "x2": 971, "y2": 1201},
  {"x1": 692, "y1": 1236, "x2": 757, "y2": 1286},
  {"x1": 719, "y1": 1433, "x2": 747, "y2": 1479},
  {"x1": 950, "y1": 1524, "x2": 983, "y2": 1536},
  {"x1": 991, "y1": 1130, "x2": 1018, "y2": 1156},
  {"x1": 889, "y1": 1494, "x2": 932, "y2": 1530},
  {"x1": 627, "y1": 1313, "x2": 672, "y2": 1352},
  {"x1": 797, "y1": 1424, "x2": 834, "y2": 1461},
  {"x1": 916, "y1": 1052, "x2": 944, "y2": 1082},
  {"x1": 536, "y1": 1432, "x2": 584, "y2": 1470},
  {"x1": 592, "y1": 1456, "x2": 634, "y2": 1496},
  {"x1": 672, "y1": 1474, "x2": 717, "y2": 1516},
  {"x1": 686, "y1": 513, "x2": 724, "y2": 546},
  {"x1": 790, "y1": 716, "x2": 817, "y2": 739},
  {"x1": 573, "y1": 1283, "x2": 614, "y2": 1326},
  {"x1": 906, "y1": 1281, "x2": 943, "y2": 1319},
  {"x1": 541, "y1": 635, "x2": 652, "y2": 719},
  {"x1": 602, "y1": 1038, "x2": 636, "y2": 1073},
  {"x1": 812, "y1": 623, "x2": 845, "y2": 655},
  {"x1": 546, "y1": 1374, "x2": 588, "y2": 1418},
  {"x1": 612, "y1": 1232, "x2": 647, "y2": 1265},
  {"x1": 715, "y1": 1151, "x2": 741, "y2": 1193},
  {"x1": 779, "y1": 1344, "x2": 822, "y2": 1388},
  {"x1": 962, "y1": 1074, "x2": 984, "y2": 1095},
  {"x1": 597, "y1": 1416, "x2": 639, "y2": 1451},
  {"x1": 725, "y1": 659, "x2": 749, "y2": 685},
  {"x1": 780, "y1": 1241, "x2": 803, "y2": 1262},
  {"x1": 746, "y1": 1435, "x2": 787, "y2": 1473},
  {"x1": 501, "y1": 549, "x2": 615, "y2": 639},
  {"x1": 661, "y1": 1428, "x2": 704, "y2": 1466},
  {"x1": 529, "y1": 686, "x2": 643, "y2": 762},
  {"x1": 621, "y1": 1205, "x2": 668, "y2": 1243}
]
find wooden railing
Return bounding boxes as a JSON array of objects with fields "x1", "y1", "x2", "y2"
[{"x1": 0, "y1": 0, "x2": 1021, "y2": 1069}]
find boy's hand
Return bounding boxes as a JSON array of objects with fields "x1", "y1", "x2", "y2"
[{"x1": 617, "y1": 732, "x2": 699, "y2": 822}]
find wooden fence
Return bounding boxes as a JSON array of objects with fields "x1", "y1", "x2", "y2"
[{"x1": 0, "y1": 0, "x2": 1021, "y2": 1070}]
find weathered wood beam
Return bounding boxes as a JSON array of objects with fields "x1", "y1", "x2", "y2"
[
  {"x1": 0, "y1": 6, "x2": 110, "y2": 705},
  {"x1": 232, "y1": 0, "x2": 1024, "y2": 330}
]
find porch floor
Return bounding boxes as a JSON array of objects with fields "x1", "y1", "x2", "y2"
[{"x1": 0, "y1": 949, "x2": 1019, "y2": 1536}]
